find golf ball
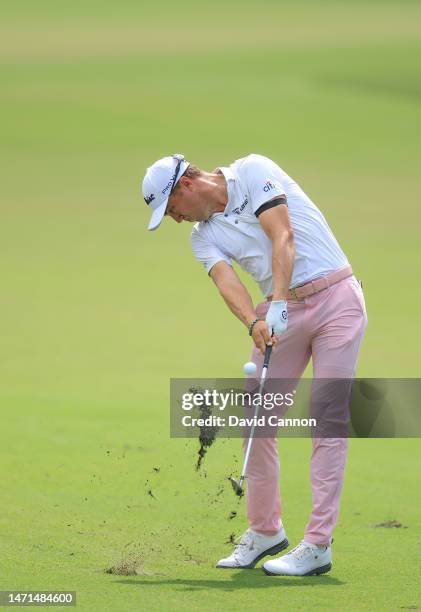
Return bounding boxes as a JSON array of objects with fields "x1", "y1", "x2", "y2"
[{"x1": 243, "y1": 361, "x2": 257, "y2": 375}]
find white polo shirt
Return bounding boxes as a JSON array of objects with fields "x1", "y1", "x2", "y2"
[{"x1": 191, "y1": 154, "x2": 349, "y2": 297}]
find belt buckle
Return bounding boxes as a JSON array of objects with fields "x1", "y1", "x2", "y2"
[{"x1": 290, "y1": 287, "x2": 299, "y2": 300}]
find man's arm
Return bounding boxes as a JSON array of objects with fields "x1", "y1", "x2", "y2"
[
  {"x1": 258, "y1": 204, "x2": 295, "y2": 300},
  {"x1": 209, "y1": 262, "x2": 256, "y2": 327},
  {"x1": 209, "y1": 262, "x2": 272, "y2": 352}
]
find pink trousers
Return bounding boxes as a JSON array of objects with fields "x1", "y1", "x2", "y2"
[{"x1": 245, "y1": 275, "x2": 368, "y2": 545}]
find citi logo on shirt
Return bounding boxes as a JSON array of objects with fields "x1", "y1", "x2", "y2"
[
  {"x1": 263, "y1": 180, "x2": 276, "y2": 193},
  {"x1": 144, "y1": 193, "x2": 155, "y2": 205},
  {"x1": 232, "y1": 197, "x2": 249, "y2": 215}
]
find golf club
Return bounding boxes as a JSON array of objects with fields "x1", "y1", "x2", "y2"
[{"x1": 229, "y1": 342, "x2": 273, "y2": 497}]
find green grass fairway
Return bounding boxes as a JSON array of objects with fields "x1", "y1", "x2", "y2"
[{"x1": 1, "y1": 1, "x2": 420, "y2": 610}]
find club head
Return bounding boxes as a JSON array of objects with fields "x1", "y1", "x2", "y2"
[{"x1": 228, "y1": 476, "x2": 244, "y2": 498}]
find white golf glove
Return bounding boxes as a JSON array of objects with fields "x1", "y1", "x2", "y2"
[{"x1": 266, "y1": 300, "x2": 288, "y2": 336}]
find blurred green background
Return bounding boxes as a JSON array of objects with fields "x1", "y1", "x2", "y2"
[{"x1": 1, "y1": 1, "x2": 420, "y2": 611}]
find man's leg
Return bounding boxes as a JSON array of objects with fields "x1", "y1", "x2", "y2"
[
  {"x1": 245, "y1": 300, "x2": 311, "y2": 534},
  {"x1": 304, "y1": 276, "x2": 368, "y2": 545}
]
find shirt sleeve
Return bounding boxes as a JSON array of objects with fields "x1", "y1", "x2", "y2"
[
  {"x1": 191, "y1": 225, "x2": 232, "y2": 275},
  {"x1": 242, "y1": 154, "x2": 287, "y2": 215}
]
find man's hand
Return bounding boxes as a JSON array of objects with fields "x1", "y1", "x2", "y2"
[
  {"x1": 251, "y1": 320, "x2": 275, "y2": 354},
  {"x1": 266, "y1": 300, "x2": 288, "y2": 336}
]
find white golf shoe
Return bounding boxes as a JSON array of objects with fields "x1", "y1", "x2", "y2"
[
  {"x1": 263, "y1": 540, "x2": 332, "y2": 576},
  {"x1": 216, "y1": 527, "x2": 289, "y2": 569}
]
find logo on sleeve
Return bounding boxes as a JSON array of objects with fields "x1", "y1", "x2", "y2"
[
  {"x1": 232, "y1": 196, "x2": 249, "y2": 215},
  {"x1": 263, "y1": 180, "x2": 276, "y2": 193},
  {"x1": 144, "y1": 193, "x2": 155, "y2": 205}
]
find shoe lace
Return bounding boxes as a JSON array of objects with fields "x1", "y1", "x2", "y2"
[
  {"x1": 286, "y1": 541, "x2": 314, "y2": 561},
  {"x1": 233, "y1": 531, "x2": 254, "y2": 559}
]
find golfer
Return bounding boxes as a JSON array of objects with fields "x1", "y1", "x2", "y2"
[{"x1": 142, "y1": 153, "x2": 367, "y2": 576}]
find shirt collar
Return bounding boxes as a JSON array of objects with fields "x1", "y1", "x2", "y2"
[
  {"x1": 205, "y1": 166, "x2": 236, "y2": 222},
  {"x1": 216, "y1": 166, "x2": 235, "y2": 213},
  {"x1": 217, "y1": 166, "x2": 235, "y2": 183}
]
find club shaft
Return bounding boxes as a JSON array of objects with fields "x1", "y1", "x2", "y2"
[{"x1": 240, "y1": 344, "x2": 273, "y2": 482}]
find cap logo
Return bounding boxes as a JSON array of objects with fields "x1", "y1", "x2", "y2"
[
  {"x1": 162, "y1": 180, "x2": 173, "y2": 196},
  {"x1": 144, "y1": 193, "x2": 155, "y2": 205}
]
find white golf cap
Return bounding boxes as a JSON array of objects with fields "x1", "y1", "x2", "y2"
[{"x1": 142, "y1": 154, "x2": 190, "y2": 231}]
